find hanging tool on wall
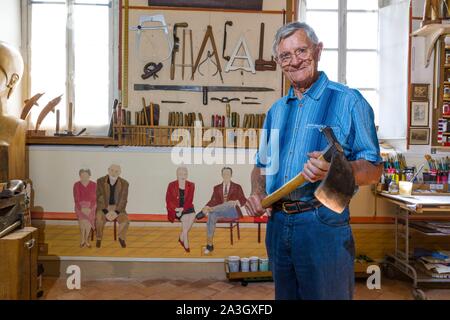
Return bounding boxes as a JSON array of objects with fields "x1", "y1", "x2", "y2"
[
  {"x1": 198, "y1": 51, "x2": 220, "y2": 77},
  {"x1": 161, "y1": 100, "x2": 186, "y2": 104},
  {"x1": 242, "y1": 101, "x2": 261, "y2": 105},
  {"x1": 222, "y1": 21, "x2": 233, "y2": 61},
  {"x1": 191, "y1": 25, "x2": 223, "y2": 83},
  {"x1": 255, "y1": 23, "x2": 277, "y2": 71},
  {"x1": 130, "y1": 14, "x2": 173, "y2": 62},
  {"x1": 181, "y1": 28, "x2": 194, "y2": 80},
  {"x1": 225, "y1": 35, "x2": 256, "y2": 73},
  {"x1": 210, "y1": 97, "x2": 240, "y2": 103},
  {"x1": 141, "y1": 62, "x2": 163, "y2": 79},
  {"x1": 170, "y1": 22, "x2": 188, "y2": 80},
  {"x1": 134, "y1": 84, "x2": 274, "y2": 105}
]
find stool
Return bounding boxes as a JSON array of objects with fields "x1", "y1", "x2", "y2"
[
  {"x1": 217, "y1": 217, "x2": 240, "y2": 245},
  {"x1": 254, "y1": 215, "x2": 268, "y2": 243}
]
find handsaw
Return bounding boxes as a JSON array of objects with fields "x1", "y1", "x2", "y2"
[{"x1": 35, "y1": 95, "x2": 63, "y2": 132}]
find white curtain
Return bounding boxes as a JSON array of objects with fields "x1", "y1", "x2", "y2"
[{"x1": 377, "y1": 0, "x2": 410, "y2": 139}]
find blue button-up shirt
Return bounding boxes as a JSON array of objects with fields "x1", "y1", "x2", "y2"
[{"x1": 256, "y1": 71, "x2": 382, "y2": 201}]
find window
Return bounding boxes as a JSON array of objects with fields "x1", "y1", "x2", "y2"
[
  {"x1": 301, "y1": 0, "x2": 379, "y2": 124},
  {"x1": 26, "y1": 0, "x2": 117, "y2": 134}
]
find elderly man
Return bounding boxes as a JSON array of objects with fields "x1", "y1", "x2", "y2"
[
  {"x1": 245, "y1": 22, "x2": 383, "y2": 300},
  {"x1": 199, "y1": 167, "x2": 247, "y2": 254},
  {"x1": 96, "y1": 164, "x2": 130, "y2": 248}
]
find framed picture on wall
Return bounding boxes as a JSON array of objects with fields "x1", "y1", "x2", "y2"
[
  {"x1": 410, "y1": 101, "x2": 429, "y2": 126},
  {"x1": 411, "y1": 83, "x2": 429, "y2": 101},
  {"x1": 409, "y1": 128, "x2": 430, "y2": 145}
]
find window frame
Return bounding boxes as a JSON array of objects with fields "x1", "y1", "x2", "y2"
[
  {"x1": 21, "y1": 0, "x2": 119, "y2": 134},
  {"x1": 300, "y1": 0, "x2": 379, "y2": 108}
]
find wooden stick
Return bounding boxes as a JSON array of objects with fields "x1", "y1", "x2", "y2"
[{"x1": 68, "y1": 102, "x2": 73, "y2": 132}]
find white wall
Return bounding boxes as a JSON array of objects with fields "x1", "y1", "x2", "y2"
[{"x1": 0, "y1": 0, "x2": 23, "y2": 117}]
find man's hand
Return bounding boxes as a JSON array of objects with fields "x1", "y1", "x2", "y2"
[
  {"x1": 245, "y1": 194, "x2": 271, "y2": 217},
  {"x1": 301, "y1": 151, "x2": 330, "y2": 183}
]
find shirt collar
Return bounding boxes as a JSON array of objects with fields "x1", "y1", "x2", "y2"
[{"x1": 284, "y1": 71, "x2": 328, "y2": 102}]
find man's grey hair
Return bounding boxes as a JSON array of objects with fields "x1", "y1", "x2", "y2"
[{"x1": 272, "y1": 21, "x2": 319, "y2": 57}]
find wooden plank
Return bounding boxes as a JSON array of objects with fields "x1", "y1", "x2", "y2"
[
  {"x1": 26, "y1": 136, "x2": 118, "y2": 146},
  {"x1": 128, "y1": 5, "x2": 283, "y2": 14}
]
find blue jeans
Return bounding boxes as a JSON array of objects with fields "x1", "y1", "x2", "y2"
[
  {"x1": 207, "y1": 202, "x2": 239, "y2": 240},
  {"x1": 266, "y1": 205, "x2": 355, "y2": 300}
]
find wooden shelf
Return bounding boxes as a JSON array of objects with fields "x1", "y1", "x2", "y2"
[
  {"x1": 442, "y1": 115, "x2": 450, "y2": 118},
  {"x1": 26, "y1": 136, "x2": 118, "y2": 146}
]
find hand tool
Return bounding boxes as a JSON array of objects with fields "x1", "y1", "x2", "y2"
[
  {"x1": 134, "y1": 84, "x2": 275, "y2": 105},
  {"x1": 130, "y1": 14, "x2": 173, "y2": 62},
  {"x1": 161, "y1": 100, "x2": 186, "y2": 104},
  {"x1": 198, "y1": 113, "x2": 204, "y2": 127},
  {"x1": 35, "y1": 95, "x2": 63, "y2": 132},
  {"x1": 170, "y1": 22, "x2": 188, "y2": 80},
  {"x1": 261, "y1": 126, "x2": 356, "y2": 214},
  {"x1": 142, "y1": 62, "x2": 163, "y2": 79},
  {"x1": 191, "y1": 25, "x2": 223, "y2": 83},
  {"x1": 211, "y1": 97, "x2": 240, "y2": 103},
  {"x1": 21, "y1": 92, "x2": 44, "y2": 120},
  {"x1": 225, "y1": 35, "x2": 256, "y2": 73},
  {"x1": 198, "y1": 50, "x2": 219, "y2": 77},
  {"x1": 222, "y1": 21, "x2": 233, "y2": 61},
  {"x1": 255, "y1": 23, "x2": 277, "y2": 71},
  {"x1": 242, "y1": 101, "x2": 261, "y2": 105},
  {"x1": 226, "y1": 103, "x2": 231, "y2": 128}
]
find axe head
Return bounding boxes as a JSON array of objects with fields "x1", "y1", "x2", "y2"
[{"x1": 314, "y1": 126, "x2": 355, "y2": 214}]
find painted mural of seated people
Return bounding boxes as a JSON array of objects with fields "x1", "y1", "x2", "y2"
[
  {"x1": 166, "y1": 166, "x2": 196, "y2": 253},
  {"x1": 73, "y1": 168, "x2": 96, "y2": 248},
  {"x1": 197, "y1": 167, "x2": 247, "y2": 254},
  {"x1": 95, "y1": 164, "x2": 130, "y2": 248}
]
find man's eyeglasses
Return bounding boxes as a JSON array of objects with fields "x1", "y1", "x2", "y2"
[{"x1": 276, "y1": 46, "x2": 316, "y2": 66}]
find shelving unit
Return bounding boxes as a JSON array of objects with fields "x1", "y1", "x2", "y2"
[{"x1": 432, "y1": 34, "x2": 450, "y2": 147}]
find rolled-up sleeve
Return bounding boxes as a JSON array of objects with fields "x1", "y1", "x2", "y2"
[{"x1": 349, "y1": 94, "x2": 382, "y2": 165}]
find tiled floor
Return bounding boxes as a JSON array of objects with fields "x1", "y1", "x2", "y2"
[{"x1": 40, "y1": 276, "x2": 450, "y2": 300}]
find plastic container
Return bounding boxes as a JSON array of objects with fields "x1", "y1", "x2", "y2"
[
  {"x1": 259, "y1": 258, "x2": 269, "y2": 272},
  {"x1": 228, "y1": 256, "x2": 240, "y2": 273},
  {"x1": 249, "y1": 256, "x2": 259, "y2": 272},
  {"x1": 240, "y1": 257, "x2": 250, "y2": 272}
]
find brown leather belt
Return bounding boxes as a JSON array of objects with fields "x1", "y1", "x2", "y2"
[{"x1": 272, "y1": 199, "x2": 322, "y2": 214}]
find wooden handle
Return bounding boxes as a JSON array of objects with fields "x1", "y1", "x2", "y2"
[{"x1": 261, "y1": 154, "x2": 324, "y2": 208}]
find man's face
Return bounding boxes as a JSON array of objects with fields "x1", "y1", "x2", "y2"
[
  {"x1": 108, "y1": 165, "x2": 121, "y2": 178},
  {"x1": 222, "y1": 169, "x2": 232, "y2": 183},
  {"x1": 276, "y1": 29, "x2": 323, "y2": 88}
]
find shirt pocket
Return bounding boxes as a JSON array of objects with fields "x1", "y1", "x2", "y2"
[{"x1": 305, "y1": 124, "x2": 345, "y2": 147}]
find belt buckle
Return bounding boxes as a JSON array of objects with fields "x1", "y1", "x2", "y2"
[{"x1": 281, "y1": 202, "x2": 296, "y2": 214}]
